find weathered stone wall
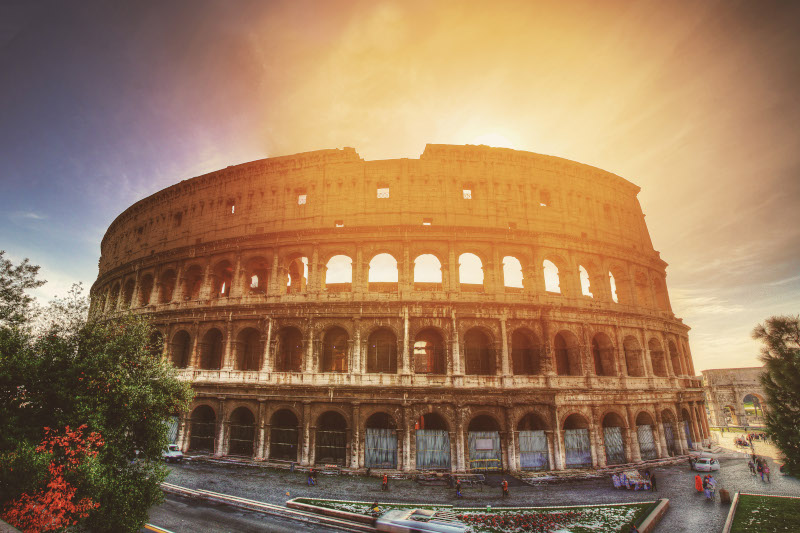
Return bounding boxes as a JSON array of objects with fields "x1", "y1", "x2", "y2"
[{"x1": 90, "y1": 144, "x2": 707, "y2": 472}]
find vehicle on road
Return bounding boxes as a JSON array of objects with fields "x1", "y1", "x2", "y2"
[
  {"x1": 692, "y1": 457, "x2": 720, "y2": 472},
  {"x1": 376, "y1": 509, "x2": 467, "y2": 533},
  {"x1": 162, "y1": 444, "x2": 183, "y2": 463}
]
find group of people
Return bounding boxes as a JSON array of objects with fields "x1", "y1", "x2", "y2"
[
  {"x1": 748, "y1": 455, "x2": 771, "y2": 482},
  {"x1": 611, "y1": 470, "x2": 656, "y2": 491},
  {"x1": 694, "y1": 473, "x2": 717, "y2": 500}
]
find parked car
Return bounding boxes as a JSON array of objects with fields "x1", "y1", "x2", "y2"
[
  {"x1": 693, "y1": 457, "x2": 720, "y2": 472},
  {"x1": 162, "y1": 444, "x2": 183, "y2": 463},
  {"x1": 376, "y1": 509, "x2": 467, "y2": 533}
]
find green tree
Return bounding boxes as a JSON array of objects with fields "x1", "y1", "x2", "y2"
[
  {"x1": 752, "y1": 315, "x2": 800, "y2": 475},
  {"x1": 0, "y1": 260, "x2": 194, "y2": 532}
]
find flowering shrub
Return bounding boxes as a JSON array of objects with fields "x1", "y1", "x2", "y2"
[{"x1": 2, "y1": 425, "x2": 103, "y2": 533}]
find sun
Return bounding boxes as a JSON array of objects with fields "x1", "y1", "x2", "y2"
[{"x1": 469, "y1": 132, "x2": 517, "y2": 149}]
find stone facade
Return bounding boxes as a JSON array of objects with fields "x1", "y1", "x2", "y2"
[
  {"x1": 90, "y1": 144, "x2": 707, "y2": 472},
  {"x1": 702, "y1": 367, "x2": 767, "y2": 428}
]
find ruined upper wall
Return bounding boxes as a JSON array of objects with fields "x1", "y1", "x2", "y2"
[{"x1": 98, "y1": 144, "x2": 654, "y2": 274}]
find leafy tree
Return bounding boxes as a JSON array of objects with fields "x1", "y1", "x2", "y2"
[
  {"x1": 0, "y1": 259, "x2": 194, "y2": 532},
  {"x1": 753, "y1": 315, "x2": 800, "y2": 475}
]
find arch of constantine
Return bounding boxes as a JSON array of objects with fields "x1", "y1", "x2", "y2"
[
  {"x1": 702, "y1": 367, "x2": 767, "y2": 428},
  {"x1": 90, "y1": 144, "x2": 708, "y2": 472}
]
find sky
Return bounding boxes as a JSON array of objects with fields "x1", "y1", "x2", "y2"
[{"x1": 1, "y1": 0, "x2": 799, "y2": 372}]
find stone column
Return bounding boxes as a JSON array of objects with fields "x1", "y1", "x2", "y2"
[
  {"x1": 401, "y1": 307, "x2": 410, "y2": 374},
  {"x1": 505, "y1": 406, "x2": 517, "y2": 472},
  {"x1": 222, "y1": 320, "x2": 234, "y2": 370},
  {"x1": 654, "y1": 408, "x2": 669, "y2": 457},
  {"x1": 626, "y1": 405, "x2": 642, "y2": 462},
  {"x1": 500, "y1": 315, "x2": 510, "y2": 377},
  {"x1": 351, "y1": 403, "x2": 361, "y2": 470},
  {"x1": 301, "y1": 402, "x2": 311, "y2": 466}
]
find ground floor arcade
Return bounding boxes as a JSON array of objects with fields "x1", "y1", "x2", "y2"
[{"x1": 175, "y1": 390, "x2": 709, "y2": 472}]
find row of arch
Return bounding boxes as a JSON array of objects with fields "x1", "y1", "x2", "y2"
[
  {"x1": 167, "y1": 323, "x2": 693, "y2": 378},
  {"x1": 93, "y1": 251, "x2": 671, "y2": 314},
  {"x1": 184, "y1": 403, "x2": 702, "y2": 470}
]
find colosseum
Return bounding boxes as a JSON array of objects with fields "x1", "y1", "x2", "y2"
[{"x1": 90, "y1": 144, "x2": 709, "y2": 473}]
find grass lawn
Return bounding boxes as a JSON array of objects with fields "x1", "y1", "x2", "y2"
[
  {"x1": 293, "y1": 498, "x2": 653, "y2": 532},
  {"x1": 730, "y1": 494, "x2": 800, "y2": 533}
]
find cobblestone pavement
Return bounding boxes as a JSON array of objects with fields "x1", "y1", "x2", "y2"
[{"x1": 165, "y1": 450, "x2": 800, "y2": 532}]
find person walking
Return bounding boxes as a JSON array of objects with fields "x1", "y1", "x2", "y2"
[
  {"x1": 381, "y1": 474, "x2": 389, "y2": 492},
  {"x1": 501, "y1": 479, "x2": 509, "y2": 498},
  {"x1": 695, "y1": 473, "x2": 703, "y2": 493}
]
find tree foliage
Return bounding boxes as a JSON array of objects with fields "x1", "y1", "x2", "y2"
[
  {"x1": 753, "y1": 315, "x2": 800, "y2": 475},
  {"x1": 0, "y1": 256, "x2": 194, "y2": 532}
]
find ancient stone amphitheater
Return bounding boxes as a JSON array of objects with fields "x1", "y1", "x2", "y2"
[{"x1": 90, "y1": 144, "x2": 708, "y2": 473}]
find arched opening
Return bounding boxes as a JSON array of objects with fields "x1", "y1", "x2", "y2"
[
  {"x1": 458, "y1": 253, "x2": 484, "y2": 291},
  {"x1": 324, "y1": 255, "x2": 352, "y2": 292},
  {"x1": 464, "y1": 328, "x2": 494, "y2": 375},
  {"x1": 602, "y1": 412, "x2": 627, "y2": 465},
  {"x1": 742, "y1": 393, "x2": 765, "y2": 425},
  {"x1": 364, "y1": 412, "x2": 397, "y2": 469},
  {"x1": 107, "y1": 283, "x2": 120, "y2": 312},
  {"x1": 648, "y1": 338, "x2": 668, "y2": 377},
  {"x1": 518, "y1": 413, "x2": 549, "y2": 470},
  {"x1": 316, "y1": 411, "x2": 347, "y2": 466},
  {"x1": 502, "y1": 256, "x2": 523, "y2": 289},
  {"x1": 122, "y1": 279, "x2": 135, "y2": 308},
  {"x1": 592, "y1": 333, "x2": 616, "y2": 376},
  {"x1": 368, "y1": 253, "x2": 398, "y2": 293},
  {"x1": 235, "y1": 328, "x2": 261, "y2": 371},
  {"x1": 661, "y1": 410, "x2": 677, "y2": 456},
  {"x1": 171, "y1": 330, "x2": 191, "y2": 369},
  {"x1": 609, "y1": 272, "x2": 619, "y2": 303},
  {"x1": 623, "y1": 336, "x2": 645, "y2": 377},
  {"x1": 228, "y1": 407, "x2": 256, "y2": 457},
  {"x1": 413, "y1": 329, "x2": 446, "y2": 374},
  {"x1": 467, "y1": 415, "x2": 501, "y2": 472},
  {"x1": 158, "y1": 270, "x2": 177, "y2": 303},
  {"x1": 244, "y1": 256, "x2": 269, "y2": 295},
  {"x1": 543, "y1": 260, "x2": 560, "y2": 293},
  {"x1": 199, "y1": 328, "x2": 223, "y2": 370},
  {"x1": 635, "y1": 412, "x2": 658, "y2": 460},
  {"x1": 286, "y1": 256, "x2": 308, "y2": 294},
  {"x1": 138, "y1": 274, "x2": 154, "y2": 306},
  {"x1": 668, "y1": 340, "x2": 683, "y2": 376},
  {"x1": 511, "y1": 329, "x2": 542, "y2": 375},
  {"x1": 563, "y1": 414, "x2": 592, "y2": 468},
  {"x1": 321, "y1": 327, "x2": 349, "y2": 372},
  {"x1": 578, "y1": 265, "x2": 593, "y2": 298},
  {"x1": 275, "y1": 327, "x2": 303, "y2": 372},
  {"x1": 413, "y1": 254, "x2": 442, "y2": 290},
  {"x1": 554, "y1": 331, "x2": 582, "y2": 376},
  {"x1": 415, "y1": 412, "x2": 450, "y2": 470},
  {"x1": 367, "y1": 328, "x2": 397, "y2": 373},
  {"x1": 270, "y1": 409, "x2": 299, "y2": 461},
  {"x1": 183, "y1": 265, "x2": 203, "y2": 300},
  {"x1": 213, "y1": 261, "x2": 233, "y2": 298},
  {"x1": 189, "y1": 406, "x2": 216, "y2": 453}
]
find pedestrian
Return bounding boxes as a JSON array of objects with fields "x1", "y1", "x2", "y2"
[
  {"x1": 501, "y1": 479, "x2": 509, "y2": 498},
  {"x1": 695, "y1": 474, "x2": 703, "y2": 493},
  {"x1": 765, "y1": 464, "x2": 771, "y2": 483},
  {"x1": 381, "y1": 474, "x2": 389, "y2": 492},
  {"x1": 307, "y1": 468, "x2": 315, "y2": 486},
  {"x1": 455, "y1": 479, "x2": 463, "y2": 498}
]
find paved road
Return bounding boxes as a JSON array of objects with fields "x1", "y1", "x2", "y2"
[
  {"x1": 160, "y1": 443, "x2": 799, "y2": 532},
  {"x1": 144, "y1": 492, "x2": 343, "y2": 533}
]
